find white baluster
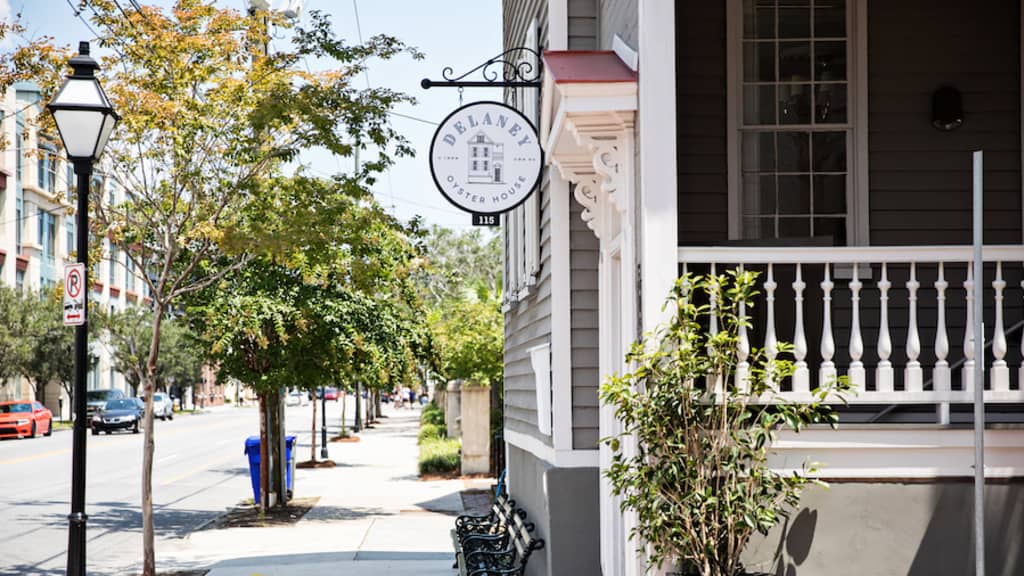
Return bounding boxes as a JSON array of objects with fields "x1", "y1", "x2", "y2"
[
  {"x1": 792, "y1": 264, "x2": 809, "y2": 394},
  {"x1": 764, "y1": 264, "x2": 778, "y2": 392},
  {"x1": 991, "y1": 261, "x2": 1009, "y2": 392},
  {"x1": 848, "y1": 263, "x2": 865, "y2": 393},
  {"x1": 1020, "y1": 275, "x2": 1024, "y2": 398},
  {"x1": 962, "y1": 264, "x2": 976, "y2": 394},
  {"x1": 905, "y1": 262, "x2": 923, "y2": 393},
  {"x1": 736, "y1": 265, "x2": 750, "y2": 393},
  {"x1": 876, "y1": 262, "x2": 894, "y2": 393},
  {"x1": 820, "y1": 263, "x2": 837, "y2": 390},
  {"x1": 708, "y1": 263, "x2": 723, "y2": 397},
  {"x1": 934, "y1": 263, "x2": 951, "y2": 424}
]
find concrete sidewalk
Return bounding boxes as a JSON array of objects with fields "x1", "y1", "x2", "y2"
[{"x1": 160, "y1": 401, "x2": 486, "y2": 575}]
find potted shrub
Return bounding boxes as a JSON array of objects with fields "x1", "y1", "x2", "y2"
[{"x1": 601, "y1": 270, "x2": 850, "y2": 576}]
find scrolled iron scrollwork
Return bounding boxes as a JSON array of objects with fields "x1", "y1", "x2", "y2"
[{"x1": 422, "y1": 47, "x2": 542, "y2": 89}]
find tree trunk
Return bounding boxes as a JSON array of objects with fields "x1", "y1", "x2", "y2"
[
  {"x1": 141, "y1": 304, "x2": 166, "y2": 576},
  {"x1": 340, "y1": 390, "x2": 347, "y2": 435},
  {"x1": 268, "y1": 390, "x2": 286, "y2": 506},
  {"x1": 375, "y1": 389, "x2": 382, "y2": 417},
  {"x1": 259, "y1": 392, "x2": 269, "y2": 511},
  {"x1": 310, "y1": 396, "x2": 317, "y2": 462}
]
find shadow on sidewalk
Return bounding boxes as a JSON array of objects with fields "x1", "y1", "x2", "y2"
[{"x1": 209, "y1": 550, "x2": 452, "y2": 568}]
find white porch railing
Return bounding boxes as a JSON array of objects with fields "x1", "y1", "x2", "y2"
[{"x1": 677, "y1": 245, "x2": 1024, "y2": 413}]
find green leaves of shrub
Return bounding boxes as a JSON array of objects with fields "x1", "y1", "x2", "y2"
[
  {"x1": 600, "y1": 270, "x2": 851, "y2": 576},
  {"x1": 418, "y1": 437, "x2": 460, "y2": 475}
]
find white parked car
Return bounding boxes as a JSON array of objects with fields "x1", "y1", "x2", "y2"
[
  {"x1": 147, "y1": 392, "x2": 174, "y2": 421},
  {"x1": 286, "y1": 391, "x2": 308, "y2": 407}
]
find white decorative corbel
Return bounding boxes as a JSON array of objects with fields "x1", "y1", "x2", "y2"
[{"x1": 550, "y1": 113, "x2": 634, "y2": 239}]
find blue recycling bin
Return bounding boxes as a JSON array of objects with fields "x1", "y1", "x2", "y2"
[{"x1": 244, "y1": 435, "x2": 297, "y2": 503}]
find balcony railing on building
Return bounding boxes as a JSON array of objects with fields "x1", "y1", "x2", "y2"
[{"x1": 678, "y1": 245, "x2": 1024, "y2": 424}]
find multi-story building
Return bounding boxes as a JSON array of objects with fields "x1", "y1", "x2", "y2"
[{"x1": 0, "y1": 82, "x2": 152, "y2": 419}]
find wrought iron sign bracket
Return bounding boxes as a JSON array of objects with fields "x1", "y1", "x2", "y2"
[{"x1": 421, "y1": 47, "x2": 542, "y2": 89}]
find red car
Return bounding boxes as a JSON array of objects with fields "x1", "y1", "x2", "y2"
[
  {"x1": 321, "y1": 387, "x2": 339, "y2": 401},
  {"x1": 0, "y1": 400, "x2": 53, "y2": 439}
]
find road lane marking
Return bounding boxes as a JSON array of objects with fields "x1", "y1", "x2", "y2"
[
  {"x1": 0, "y1": 446, "x2": 71, "y2": 465},
  {"x1": 156, "y1": 453, "x2": 181, "y2": 464}
]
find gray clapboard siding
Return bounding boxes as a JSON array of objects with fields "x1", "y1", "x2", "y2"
[
  {"x1": 676, "y1": 0, "x2": 729, "y2": 245},
  {"x1": 868, "y1": 0, "x2": 1021, "y2": 246},
  {"x1": 569, "y1": 0, "x2": 598, "y2": 50},
  {"x1": 570, "y1": 192, "x2": 601, "y2": 449},
  {"x1": 503, "y1": 0, "x2": 551, "y2": 445},
  {"x1": 564, "y1": 0, "x2": 602, "y2": 451},
  {"x1": 599, "y1": 0, "x2": 637, "y2": 50}
]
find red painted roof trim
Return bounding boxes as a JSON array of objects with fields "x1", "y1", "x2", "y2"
[{"x1": 542, "y1": 51, "x2": 637, "y2": 84}]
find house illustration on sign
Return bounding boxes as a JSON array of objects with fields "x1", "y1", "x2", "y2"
[{"x1": 467, "y1": 131, "x2": 504, "y2": 184}]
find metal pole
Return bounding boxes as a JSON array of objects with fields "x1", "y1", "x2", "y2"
[
  {"x1": 67, "y1": 159, "x2": 91, "y2": 576},
  {"x1": 353, "y1": 380, "x2": 362, "y2": 432},
  {"x1": 972, "y1": 150, "x2": 986, "y2": 576},
  {"x1": 320, "y1": 387, "x2": 328, "y2": 459}
]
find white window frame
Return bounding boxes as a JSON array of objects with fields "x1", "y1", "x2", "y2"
[
  {"x1": 505, "y1": 19, "x2": 542, "y2": 305},
  {"x1": 727, "y1": 0, "x2": 869, "y2": 245}
]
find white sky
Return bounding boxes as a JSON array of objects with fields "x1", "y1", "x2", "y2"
[{"x1": 11, "y1": 0, "x2": 504, "y2": 231}]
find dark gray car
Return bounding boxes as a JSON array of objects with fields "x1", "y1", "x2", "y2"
[{"x1": 90, "y1": 398, "x2": 143, "y2": 435}]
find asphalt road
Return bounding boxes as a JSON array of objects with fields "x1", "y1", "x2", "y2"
[{"x1": 0, "y1": 400, "x2": 346, "y2": 576}]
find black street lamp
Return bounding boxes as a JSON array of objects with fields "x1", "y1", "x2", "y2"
[{"x1": 47, "y1": 41, "x2": 119, "y2": 576}]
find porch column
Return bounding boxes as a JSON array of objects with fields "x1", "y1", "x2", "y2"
[
  {"x1": 638, "y1": 2, "x2": 676, "y2": 574},
  {"x1": 638, "y1": 0, "x2": 678, "y2": 335}
]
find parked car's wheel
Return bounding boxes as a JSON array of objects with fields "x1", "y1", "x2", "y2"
[
  {"x1": 133, "y1": 421, "x2": 139, "y2": 434},
  {"x1": 30, "y1": 422, "x2": 36, "y2": 438},
  {"x1": 91, "y1": 428, "x2": 99, "y2": 436},
  {"x1": 167, "y1": 412, "x2": 173, "y2": 421},
  {"x1": 44, "y1": 418, "x2": 52, "y2": 436},
  {"x1": 159, "y1": 415, "x2": 165, "y2": 422},
  {"x1": 104, "y1": 430, "x2": 111, "y2": 435}
]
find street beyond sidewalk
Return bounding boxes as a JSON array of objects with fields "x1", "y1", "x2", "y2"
[{"x1": 161, "y1": 400, "x2": 479, "y2": 576}]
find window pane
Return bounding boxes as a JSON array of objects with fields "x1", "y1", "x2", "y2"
[
  {"x1": 743, "y1": 0, "x2": 775, "y2": 39},
  {"x1": 778, "y1": 4, "x2": 810, "y2": 38},
  {"x1": 778, "y1": 175, "x2": 811, "y2": 214},
  {"x1": 744, "y1": 42, "x2": 776, "y2": 82},
  {"x1": 744, "y1": 85, "x2": 777, "y2": 125},
  {"x1": 779, "y1": 41, "x2": 811, "y2": 81},
  {"x1": 777, "y1": 132, "x2": 810, "y2": 172},
  {"x1": 813, "y1": 217, "x2": 847, "y2": 244},
  {"x1": 742, "y1": 132, "x2": 776, "y2": 171},
  {"x1": 779, "y1": 84, "x2": 811, "y2": 124},
  {"x1": 813, "y1": 175, "x2": 846, "y2": 213},
  {"x1": 815, "y1": 41, "x2": 846, "y2": 81},
  {"x1": 815, "y1": 83, "x2": 847, "y2": 123},
  {"x1": 743, "y1": 175, "x2": 776, "y2": 216},
  {"x1": 815, "y1": 0, "x2": 846, "y2": 37},
  {"x1": 812, "y1": 132, "x2": 846, "y2": 172},
  {"x1": 743, "y1": 217, "x2": 775, "y2": 240},
  {"x1": 778, "y1": 217, "x2": 810, "y2": 238}
]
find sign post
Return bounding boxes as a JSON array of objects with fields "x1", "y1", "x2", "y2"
[{"x1": 63, "y1": 263, "x2": 86, "y2": 327}]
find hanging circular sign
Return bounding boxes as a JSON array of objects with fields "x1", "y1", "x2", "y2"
[{"x1": 429, "y1": 101, "x2": 543, "y2": 215}]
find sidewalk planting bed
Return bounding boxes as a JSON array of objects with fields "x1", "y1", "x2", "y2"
[{"x1": 204, "y1": 497, "x2": 320, "y2": 529}]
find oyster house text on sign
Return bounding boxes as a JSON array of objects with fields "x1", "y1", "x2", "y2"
[{"x1": 429, "y1": 101, "x2": 542, "y2": 215}]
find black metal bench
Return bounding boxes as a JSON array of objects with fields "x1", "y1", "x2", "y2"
[
  {"x1": 452, "y1": 491, "x2": 519, "y2": 570},
  {"x1": 461, "y1": 511, "x2": 545, "y2": 576}
]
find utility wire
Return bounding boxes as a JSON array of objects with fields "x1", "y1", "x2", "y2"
[
  {"x1": 111, "y1": 0, "x2": 141, "y2": 33},
  {"x1": 388, "y1": 111, "x2": 438, "y2": 126},
  {"x1": 63, "y1": 0, "x2": 105, "y2": 44}
]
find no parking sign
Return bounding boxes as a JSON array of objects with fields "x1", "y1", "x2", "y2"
[{"x1": 63, "y1": 263, "x2": 86, "y2": 326}]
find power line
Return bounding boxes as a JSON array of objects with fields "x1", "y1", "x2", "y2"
[
  {"x1": 388, "y1": 111, "x2": 438, "y2": 126},
  {"x1": 63, "y1": 0, "x2": 104, "y2": 44}
]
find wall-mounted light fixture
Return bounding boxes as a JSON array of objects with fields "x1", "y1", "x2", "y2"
[{"x1": 932, "y1": 85, "x2": 963, "y2": 131}]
